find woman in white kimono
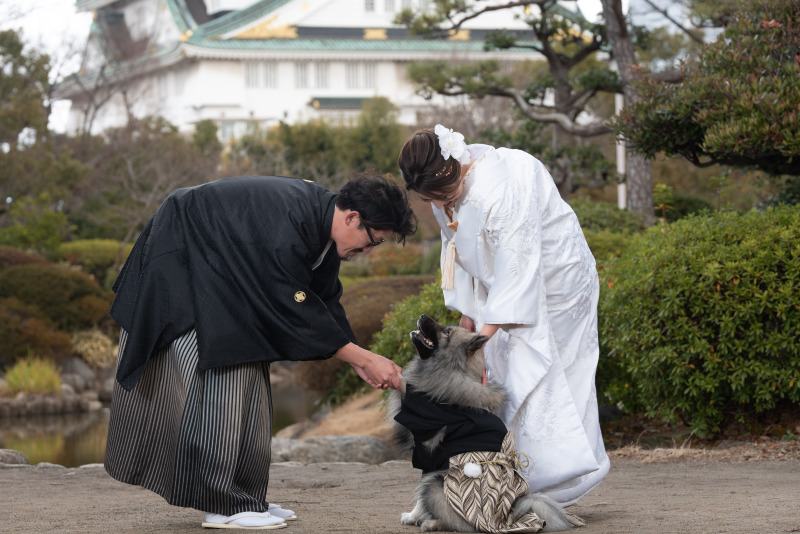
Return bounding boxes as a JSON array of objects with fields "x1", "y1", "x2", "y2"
[{"x1": 398, "y1": 125, "x2": 610, "y2": 506}]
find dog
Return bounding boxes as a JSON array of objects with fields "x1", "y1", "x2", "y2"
[{"x1": 386, "y1": 314, "x2": 584, "y2": 533}]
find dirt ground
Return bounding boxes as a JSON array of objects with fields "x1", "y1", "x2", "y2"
[
  {"x1": 2, "y1": 452, "x2": 800, "y2": 534},
  {"x1": 3, "y1": 390, "x2": 800, "y2": 533}
]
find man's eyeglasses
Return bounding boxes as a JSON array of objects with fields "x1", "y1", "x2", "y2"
[{"x1": 364, "y1": 226, "x2": 386, "y2": 248}]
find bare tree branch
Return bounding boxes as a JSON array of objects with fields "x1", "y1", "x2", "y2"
[
  {"x1": 490, "y1": 86, "x2": 611, "y2": 136},
  {"x1": 446, "y1": 0, "x2": 554, "y2": 31},
  {"x1": 648, "y1": 69, "x2": 683, "y2": 83},
  {"x1": 641, "y1": 0, "x2": 705, "y2": 44}
]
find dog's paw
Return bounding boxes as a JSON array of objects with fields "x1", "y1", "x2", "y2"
[
  {"x1": 400, "y1": 512, "x2": 417, "y2": 525},
  {"x1": 420, "y1": 519, "x2": 440, "y2": 532}
]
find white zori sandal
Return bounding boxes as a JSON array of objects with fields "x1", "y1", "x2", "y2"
[
  {"x1": 202, "y1": 511, "x2": 287, "y2": 529},
  {"x1": 268, "y1": 503, "x2": 298, "y2": 521}
]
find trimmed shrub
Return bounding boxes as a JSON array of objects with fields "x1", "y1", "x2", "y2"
[
  {"x1": 0, "y1": 246, "x2": 49, "y2": 271},
  {"x1": 58, "y1": 239, "x2": 133, "y2": 284},
  {"x1": 664, "y1": 193, "x2": 713, "y2": 223},
  {"x1": 71, "y1": 328, "x2": 116, "y2": 368},
  {"x1": 419, "y1": 240, "x2": 443, "y2": 275},
  {"x1": 338, "y1": 257, "x2": 371, "y2": 279},
  {"x1": 2, "y1": 355, "x2": 62, "y2": 395},
  {"x1": 583, "y1": 229, "x2": 637, "y2": 263},
  {"x1": 0, "y1": 193, "x2": 72, "y2": 259},
  {"x1": 569, "y1": 199, "x2": 648, "y2": 234},
  {"x1": 599, "y1": 205, "x2": 800, "y2": 436},
  {"x1": 322, "y1": 278, "x2": 460, "y2": 405},
  {"x1": 0, "y1": 298, "x2": 73, "y2": 371},
  {"x1": 570, "y1": 200, "x2": 647, "y2": 264},
  {"x1": 366, "y1": 244, "x2": 423, "y2": 276},
  {"x1": 370, "y1": 278, "x2": 461, "y2": 368},
  {"x1": 0, "y1": 264, "x2": 114, "y2": 331},
  {"x1": 297, "y1": 274, "x2": 435, "y2": 395}
]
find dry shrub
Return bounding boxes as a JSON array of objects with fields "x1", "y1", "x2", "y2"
[
  {"x1": 0, "y1": 264, "x2": 113, "y2": 331},
  {"x1": 297, "y1": 357, "x2": 348, "y2": 394},
  {"x1": 71, "y1": 328, "x2": 116, "y2": 368},
  {"x1": 366, "y1": 244, "x2": 423, "y2": 276},
  {"x1": 79, "y1": 295, "x2": 113, "y2": 326},
  {"x1": 341, "y1": 274, "x2": 435, "y2": 348},
  {"x1": 296, "y1": 274, "x2": 435, "y2": 394},
  {"x1": 0, "y1": 298, "x2": 73, "y2": 371},
  {"x1": 0, "y1": 246, "x2": 49, "y2": 271}
]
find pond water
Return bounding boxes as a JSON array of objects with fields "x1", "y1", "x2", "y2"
[{"x1": 0, "y1": 382, "x2": 323, "y2": 468}]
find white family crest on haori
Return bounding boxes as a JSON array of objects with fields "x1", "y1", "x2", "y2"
[{"x1": 435, "y1": 124, "x2": 471, "y2": 165}]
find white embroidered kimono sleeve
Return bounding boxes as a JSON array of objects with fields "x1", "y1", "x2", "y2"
[{"x1": 480, "y1": 155, "x2": 547, "y2": 327}]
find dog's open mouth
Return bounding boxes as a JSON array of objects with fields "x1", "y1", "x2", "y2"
[{"x1": 411, "y1": 330, "x2": 434, "y2": 350}]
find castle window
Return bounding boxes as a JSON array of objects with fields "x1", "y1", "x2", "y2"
[
  {"x1": 264, "y1": 62, "x2": 277, "y2": 88},
  {"x1": 315, "y1": 63, "x2": 329, "y2": 88},
  {"x1": 364, "y1": 63, "x2": 376, "y2": 88},
  {"x1": 346, "y1": 63, "x2": 360, "y2": 88},
  {"x1": 346, "y1": 62, "x2": 377, "y2": 89},
  {"x1": 294, "y1": 62, "x2": 309, "y2": 88},
  {"x1": 244, "y1": 62, "x2": 260, "y2": 87}
]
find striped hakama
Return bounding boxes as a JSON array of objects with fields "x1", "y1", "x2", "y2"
[{"x1": 105, "y1": 329, "x2": 274, "y2": 516}]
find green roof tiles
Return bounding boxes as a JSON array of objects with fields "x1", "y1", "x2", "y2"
[
  {"x1": 192, "y1": 0, "x2": 293, "y2": 38},
  {"x1": 184, "y1": 36, "x2": 535, "y2": 53}
]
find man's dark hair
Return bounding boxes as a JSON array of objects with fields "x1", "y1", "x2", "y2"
[{"x1": 336, "y1": 170, "x2": 417, "y2": 244}]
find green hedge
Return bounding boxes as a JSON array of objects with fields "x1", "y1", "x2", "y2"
[
  {"x1": 663, "y1": 193, "x2": 713, "y2": 223},
  {"x1": 0, "y1": 264, "x2": 114, "y2": 332},
  {"x1": 599, "y1": 205, "x2": 800, "y2": 436},
  {"x1": 58, "y1": 239, "x2": 133, "y2": 288},
  {"x1": 583, "y1": 229, "x2": 637, "y2": 263},
  {"x1": 569, "y1": 199, "x2": 648, "y2": 234}
]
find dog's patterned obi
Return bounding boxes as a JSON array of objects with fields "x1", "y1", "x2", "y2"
[
  {"x1": 445, "y1": 433, "x2": 545, "y2": 533},
  {"x1": 394, "y1": 384, "x2": 507, "y2": 473}
]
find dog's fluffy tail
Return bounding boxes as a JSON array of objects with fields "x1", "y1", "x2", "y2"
[{"x1": 512, "y1": 493, "x2": 585, "y2": 532}]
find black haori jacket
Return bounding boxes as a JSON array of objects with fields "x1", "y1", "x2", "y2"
[
  {"x1": 110, "y1": 175, "x2": 356, "y2": 390},
  {"x1": 394, "y1": 384, "x2": 507, "y2": 473}
]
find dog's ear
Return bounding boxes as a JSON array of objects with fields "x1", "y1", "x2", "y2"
[{"x1": 467, "y1": 334, "x2": 490, "y2": 354}]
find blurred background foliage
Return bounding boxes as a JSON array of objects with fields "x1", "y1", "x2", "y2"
[{"x1": 1, "y1": 0, "x2": 799, "y2": 440}]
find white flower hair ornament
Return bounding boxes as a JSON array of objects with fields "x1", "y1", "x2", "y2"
[{"x1": 434, "y1": 124, "x2": 471, "y2": 165}]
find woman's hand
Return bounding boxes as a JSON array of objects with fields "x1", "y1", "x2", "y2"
[{"x1": 460, "y1": 315, "x2": 476, "y2": 332}]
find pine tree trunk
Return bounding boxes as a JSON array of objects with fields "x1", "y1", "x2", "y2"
[
  {"x1": 602, "y1": 0, "x2": 655, "y2": 225},
  {"x1": 626, "y1": 152, "x2": 653, "y2": 224}
]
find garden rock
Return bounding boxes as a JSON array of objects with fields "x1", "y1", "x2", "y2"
[
  {"x1": 0, "y1": 449, "x2": 29, "y2": 465},
  {"x1": 61, "y1": 372, "x2": 86, "y2": 393},
  {"x1": 61, "y1": 357, "x2": 97, "y2": 389},
  {"x1": 271, "y1": 436, "x2": 391, "y2": 465}
]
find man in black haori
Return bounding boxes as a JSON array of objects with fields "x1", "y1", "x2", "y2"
[{"x1": 105, "y1": 172, "x2": 417, "y2": 530}]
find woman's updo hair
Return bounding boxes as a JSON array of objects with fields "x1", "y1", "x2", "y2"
[{"x1": 398, "y1": 129, "x2": 462, "y2": 200}]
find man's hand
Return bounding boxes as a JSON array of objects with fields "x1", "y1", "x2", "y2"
[{"x1": 335, "y1": 343, "x2": 403, "y2": 390}]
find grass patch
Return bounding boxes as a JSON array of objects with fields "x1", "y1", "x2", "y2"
[{"x1": 2, "y1": 355, "x2": 62, "y2": 395}]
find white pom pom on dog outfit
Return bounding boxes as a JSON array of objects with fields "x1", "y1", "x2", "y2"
[{"x1": 463, "y1": 462, "x2": 482, "y2": 478}]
